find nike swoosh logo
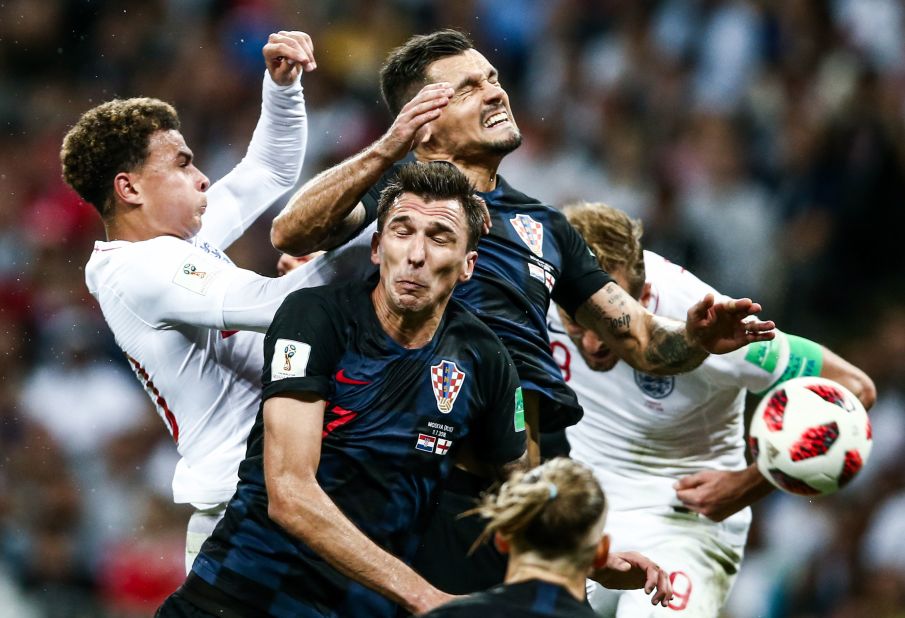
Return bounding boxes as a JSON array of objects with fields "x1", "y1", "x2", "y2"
[{"x1": 335, "y1": 369, "x2": 370, "y2": 385}]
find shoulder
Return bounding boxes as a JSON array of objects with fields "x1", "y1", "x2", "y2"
[
  {"x1": 445, "y1": 300, "x2": 506, "y2": 349},
  {"x1": 493, "y1": 175, "x2": 544, "y2": 206},
  {"x1": 281, "y1": 280, "x2": 366, "y2": 314},
  {"x1": 422, "y1": 591, "x2": 505, "y2": 617},
  {"x1": 643, "y1": 250, "x2": 721, "y2": 319},
  {"x1": 87, "y1": 236, "x2": 196, "y2": 290}
]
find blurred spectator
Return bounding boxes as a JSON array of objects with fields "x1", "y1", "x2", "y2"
[{"x1": 3, "y1": 1, "x2": 904, "y2": 615}]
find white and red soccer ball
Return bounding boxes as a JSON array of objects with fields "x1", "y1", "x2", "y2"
[{"x1": 748, "y1": 377, "x2": 872, "y2": 496}]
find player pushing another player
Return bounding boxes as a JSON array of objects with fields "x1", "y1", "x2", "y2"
[
  {"x1": 548, "y1": 202, "x2": 876, "y2": 617},
  {"x1": 62, "y1": 30, "x2": 374, "y2": 572}
]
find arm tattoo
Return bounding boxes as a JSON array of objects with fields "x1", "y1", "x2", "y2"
[
  {"x1": 607, "y1": 313, "x2": 631, "y2": 333},
  {"x1": 643, "y1": 318, "x2": 708, "y2": 374}
]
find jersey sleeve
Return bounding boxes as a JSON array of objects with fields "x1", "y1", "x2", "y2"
[
  {"x1": 468, "y1": 343, "x2": 527, "y2": 465},
  {"x1": 550, "y1": 216, "x2": 613, "y2": 318},
  {"x1": 262, "y1": 289, "x2": 346, "y2": 401},
  {"x1": 114, "y1": 236, "x2": 372, "y2": 333},
  {"x1": 198, "y1": 71, "x2": 308, "y2": 249}
]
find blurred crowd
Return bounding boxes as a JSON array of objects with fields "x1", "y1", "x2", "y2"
[{"x1": 1, "y1": 0, "x2": 904, "y2": 616}]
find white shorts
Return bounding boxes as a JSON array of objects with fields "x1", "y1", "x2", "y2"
[
  {"x1": 185, "y1": 503, "x2": 226, "y2": 574},
  {"x1": 589, "y1": 509, "x2": 747, "y2": 618}
]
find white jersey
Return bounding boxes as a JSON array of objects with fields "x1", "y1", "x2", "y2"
[
  {"x1": 85, "y1": 73, "x2": 375, "y2": 505},
  {"x1": 550, "y1": 251, "x2": 794, "y2": 546}
]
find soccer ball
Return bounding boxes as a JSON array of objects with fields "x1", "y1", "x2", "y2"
[{"x1": 748, "y1": 377, "x2": 872, "y2": 496}]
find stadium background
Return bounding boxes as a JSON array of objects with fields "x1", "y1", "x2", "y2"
[{"x1": 2, "y1": 0, "x2": 904, "y2": 616}]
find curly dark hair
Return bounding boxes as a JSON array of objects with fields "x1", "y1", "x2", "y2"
[
  {"x1": 60, "y1": 97, "x2": 180, "y2": 217},
  {"x1": 376, "y1": 161, "x2": 484, "y2": 251},
  {"x1": 379, "y1": 29, "x2": 474, "y2": 116}
]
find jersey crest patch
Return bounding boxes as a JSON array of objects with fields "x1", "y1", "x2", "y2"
[
  {"x1": 509, "y1": 214, "x2": 544, "y2": 257},
  {"x1": 430, "y1": 360, "x2": 466, "y2": 414},
  {"x1": 633, "y1": 370, "x2": 675, "y2": 399},
  {"x1": 271, "y1": 339, "x2": 310, "y2": 381}
]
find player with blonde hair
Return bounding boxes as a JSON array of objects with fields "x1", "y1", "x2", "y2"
[
  {"x1": 549, "y1": 202, "x2": 875, "y2": 617},
  {"x1": 423, "y1": 458, "x2": 610, "y2": 617}
]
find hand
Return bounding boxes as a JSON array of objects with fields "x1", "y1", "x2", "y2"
[
  {"x1": 686, "y1": 294, "x2": 775, "y2": 355},
  {"x1": 263, "y1": 31, "x2": 316, "y2": 86},
  {"x1": 374, "y1": 83, "x2": 454, "y2": 162},
  {"x1": 276, "y1": 252, "x2": 324, "y2": 276},
  {"x1": 675, "y1": 466, "x2": 773, "y2": 522},
  {"x1": 475, "y1": 196, "x2": 492, "y2": 235},
  {"x1": 590, "y1": 551, "x2": 673, "y2": 607}
]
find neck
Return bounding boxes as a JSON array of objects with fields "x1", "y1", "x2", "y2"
[
  {"x1": 505, "y1": 555, "x2": 587, "y2": 602},
  {"x1": 414, "y1": 151, "x2": 501, "y2": 193},
  {"x1": 370, "y1": 286, "x2": 447, "y2": 349},
  {"x1": 104, "y1": 212, "x2": 162, "y2": 243}
]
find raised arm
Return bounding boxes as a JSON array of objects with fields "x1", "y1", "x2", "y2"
[
  {"x1": 574, "y1": 282, "x2": 775, "y2": 376},
  {"x1": 264, "y1": 393, "x2": 453, "y2": 615},
  {"x1": 270, "y1": 83, "x2": 454, "y2": 255},
  {"x1": 675, "y1": 339, "x2": 876, "y2": 522},
  {"x1": 199, "y1": 31, "x2": 314, "y2": 249}
]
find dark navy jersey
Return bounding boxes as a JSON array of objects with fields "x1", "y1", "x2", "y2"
[
  {"x1": 363, "y1": 161, "x2": 612, "y2": 431},
  {"x1": 421, "y1": 580, "x2": 597, "y2": 618},
  {"x1": 185, "y1": 281, "x2": 525, "y2": 618}
]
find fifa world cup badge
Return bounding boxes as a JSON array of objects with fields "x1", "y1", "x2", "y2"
[{"x1": 283, "y1": 344, "x2": 296, "y2": 371}]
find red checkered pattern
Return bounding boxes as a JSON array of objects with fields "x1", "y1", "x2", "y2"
[
  {"x1": 430, "y1": 360, "x2": 466, "y2": 414},
  {"x1": 509, "y1": 214, "x2": 544, "y2": 257}
]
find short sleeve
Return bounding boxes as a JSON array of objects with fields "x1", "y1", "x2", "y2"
[
  {"x1": 550, "y1": 218, "x2": 613, "y2": 318},
  {"x1": 262, "y1": 289, "x2": 345, "y2": 401},
  {"x1": 359, "y1": 156, "x2": 416, "y2": 227},
  {"x1": 469, "y1": 343, "x2": 527, "y2": 465}
]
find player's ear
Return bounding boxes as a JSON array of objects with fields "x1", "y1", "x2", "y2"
[
  {"x1": 640, "y1": 282, "x2": 653, "y2": 308},
  {"x1": 493, "y1": 531, "x2": 511, "y2": 555},
  {"x1": 459, "y1": 249, "x2": 477, "y2": 283},
  {"x1": 113, "y1": 171, "x2": 142, "y2": 206},
  {"x1": 592, "y1": 533, "x2": 610, "y2": 570},
  {"x1": 415, "y1": 123, "x2": 432, "y2": 145},
  {"x1": 370, "y1": 231, "x2": 382, "y2": 265}
]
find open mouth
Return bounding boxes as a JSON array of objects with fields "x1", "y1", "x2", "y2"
[{"x1": 483, "y1": 111, "x2": 509, "y2": 128}]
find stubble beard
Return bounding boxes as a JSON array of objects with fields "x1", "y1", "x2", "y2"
[{"x1": 484, "y1": 131, "x2": 523, "y2": 156}]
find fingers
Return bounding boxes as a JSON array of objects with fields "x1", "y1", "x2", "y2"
[
  {"x1": 743, "y1": 318, "x2": 776, "y2": 342},
  {"x1": 263, "y1": 31, "x2": 316, "y2": 84},
  {"x1": 475, "y1": 197, "x2": 492, "y2": 234},
  {"x1": 688, "y1": 293, "x2": 715, "y2": 321},
  {"x1": 377, "y1": 83, "x2": 454, "y2": 159},
  {"x1": 649, "y1": 567, "x2": 673, "y2": 606},
  {"x1": 398, "y1": 83, "x2": 454, "y2": 125},
  {"x1": 673, "y1": 473, "x2": 703, "y2": 490}
]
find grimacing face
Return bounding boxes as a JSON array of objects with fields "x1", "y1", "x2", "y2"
[
  {"x1": 128, "y1": 129, "x2": 210, "y2": 239},
  {"x1": 371, "y1": 193, "x2": 477, "y2": 315},
  {"x1": 559, "y1": 268, "x2": 636, "y2": 373},
  {"x1": 424, "y1": 49, "x2": 522, "y2": 159}
]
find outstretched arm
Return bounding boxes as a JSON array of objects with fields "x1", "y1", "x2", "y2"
[
  {"x1": 676, "y1": 341, "x2": 876, "y2": 521},
  {"x1": 264, "y1": 394, "x2": 454, "y2": 615},
  {"x1": 574, "y1": 283, "x2": 775, "y2": 376},
  {"x1": 271, "y1": 83, "x2": 454, "y2": 255},
  {"x1": 590, "y1": 551, "x2": 673, "y2": 607}
]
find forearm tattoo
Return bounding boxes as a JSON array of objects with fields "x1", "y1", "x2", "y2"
[
  {"x1": 601, "y1": 284, "x2": 632, "y2": 335},
  {"x1": 643, "y1": 318, "x2": 708, "y2": 374}
]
